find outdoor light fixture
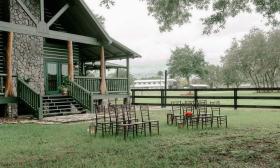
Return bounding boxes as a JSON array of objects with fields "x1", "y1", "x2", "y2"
[{"x1": 74, "y1": 62, "x2": 79, "y2": 69}]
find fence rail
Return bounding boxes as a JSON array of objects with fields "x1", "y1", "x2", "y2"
[{"x1": 131, "y1": 88, "x2": 280, "y2": 109}]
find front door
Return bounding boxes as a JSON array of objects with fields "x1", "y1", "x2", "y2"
[{"x1": 45, "y1": 62, "x2": 68, "y2": 95}]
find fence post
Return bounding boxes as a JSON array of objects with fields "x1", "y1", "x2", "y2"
[
  {"x1": 164, "y1": 70, "x2": 167, "y2": 107},
  {"x1": 131, "y1": 90, "x2": 135, "y2": 105},
  {"x1": 234, "y1": 88, "x2": 238, "y2": 110},
  {"x1": 194, "y1": 89, "x2": 198, "y2": 109},
  {"x1": 161, "y1": 89, "x2": 165, "y2": 108}
]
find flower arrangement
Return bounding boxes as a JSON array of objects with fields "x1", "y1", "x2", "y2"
[{"x1": 184, "y1": 111, "x2": 193, "y2": 117}]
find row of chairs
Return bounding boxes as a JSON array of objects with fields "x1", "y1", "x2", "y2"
[
  {"x1": 167, "y1": 100, "x2": 227, "y2": 129},
  {"x1": 93, "y1": 104, "x2": 159, "y2": 140}
]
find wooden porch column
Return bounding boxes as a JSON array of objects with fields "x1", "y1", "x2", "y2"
[
  {"x1": 67, "y1": 40, "x2": 74, "y2": 81},
  {"x1": 99, "y1": 46, "x2": 106, "y2": 94},
  {"x1": 5, "y1": 32, "x2": 14, "y2": 97}
]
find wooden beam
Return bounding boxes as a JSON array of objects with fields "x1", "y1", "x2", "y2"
[
  {"x1": 16, "y1": 0, "x2": 38, "y2": 24},
  {"x1": 40, "y1": 0, "x2": 45, "y2": 22},
  {"x1": 47, "y1": 4, "x2": 70, "y2": 28},
  {"x1": 68, "y1": 41, "x2": 74, "y2": 81},
  {"x1": 0, "y1": 21, "x2": 100, "y2": 45},
  {"x1": 5, "y1": 32, "x2": 14, "y2": 97},
  {"x1": 99, "y1": 46, "x2": 107, "y2": 95}
]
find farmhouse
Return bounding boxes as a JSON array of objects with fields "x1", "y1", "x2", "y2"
[
  {"x1": 0, "y1": 0, "x2": 141, "y2": 119},
  {"x1": 133, "y1": 79, "x2": 177, "y2": 89}
]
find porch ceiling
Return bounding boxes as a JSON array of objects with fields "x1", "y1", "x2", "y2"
[{"x1": 80, "y1": 39, "x2": 142, "y2": 62}]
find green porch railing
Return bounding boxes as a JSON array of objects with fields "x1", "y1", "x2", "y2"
[
  {"x1": 106, "y1": 78, "x2": 128, "y2": 93},
  {"x1": 0, "y1": 73, "x2": 17, "y2": 96},
  {"x1": 68, "y1": 80, "x2": 94, "y2": 112},
  {"x1": 74, "y1": 76, "x2": 100, "y2": 93},
  {"x1": 0, "y1": 74, "x2": 6, "y2": 96},
  {"x1": 17, "y1": 78, "x2": 43, "y2": 119},
  {"x1": 74, "y1": 76, "x2": 129, "y2": 94}
]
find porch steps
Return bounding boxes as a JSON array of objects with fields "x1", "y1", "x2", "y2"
[{"x1": 43, "y1": 95, "x2": 88, "y2": 117}]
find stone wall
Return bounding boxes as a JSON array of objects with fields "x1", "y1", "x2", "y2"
[{"x1": 10, "y1": 0, "x2": 45, "y2": 95}]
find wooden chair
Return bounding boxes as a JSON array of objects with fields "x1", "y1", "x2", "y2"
[
  {"x1": 140, "y1": 105, "x2": 159, "y2": 135},
  {"x1": 197, "y1": 100, "x2": 213, "y2": 128},
  {"x1": 171, "y1": 101, "x2": 183, "y2": 125},
  {"x1": 125, "y1": 104, "x2": 146, "y2": 136},
  {"x1": 167, "y1": 101, "x2": 182, "y2": 125},
  {"x1": 182, "y1": 101, "x2": 195, "y2": 128},
  {"x1": 210, "y1": 101, "x2": 228, "y2": 128},
  {"x1": 115, "y1": 105, "x2": 138, "y2": 140},
  {"x1": 94, "y1": 105, "x2": 114, "y2": 137}
]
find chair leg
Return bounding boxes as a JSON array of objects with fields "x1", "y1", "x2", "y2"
[
  {"x1": 94, "y1": 125, "x2": 97, "y2": 137},
  {"x1": 143, "y1": 123, "x2": 147, "y2": 136},
  {"x1": 157, "y1": 122, "x2": 160, "y2": 135},
  {"x1": 149, "y1": 123, "x2": 152, "y2": 136},
  {"x1": 101, "y1": 124, "x2": 104, "y2": 137},
  {"x1": 225, "y1": 116, "x2": 228, "y2": 128}
]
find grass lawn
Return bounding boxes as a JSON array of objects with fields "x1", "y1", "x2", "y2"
[{"x1": 0, "y1": 108, "x2": 280, "y2": 167}]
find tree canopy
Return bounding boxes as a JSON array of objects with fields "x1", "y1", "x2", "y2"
[
  {"x1": 167, "y1": 45, "x2": 206, "y2": 85},
  {"x1": 221, "y1": 28, "x2": 280, "y2": 88},
  {"x1": 98, "y1": 0, "x2": 280, "y2": 34}
]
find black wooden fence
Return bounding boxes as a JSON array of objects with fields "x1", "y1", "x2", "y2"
[{"x1": 131, "y1": 88, "x2": 280, "y2": 109}]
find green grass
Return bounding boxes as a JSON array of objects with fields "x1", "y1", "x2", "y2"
[{"x1": 0, "y1": 108, "x2": 280, "y2": 167}]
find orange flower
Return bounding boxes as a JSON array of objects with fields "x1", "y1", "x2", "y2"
[{"x1": 184, "y1": 111, "x2": 193, "y2": 117}]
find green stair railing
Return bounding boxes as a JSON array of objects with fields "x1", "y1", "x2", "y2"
[
  {"x1": 69, "y1": 80, "x2": 94, "y2": 113},
  {"x1": 17, "y1": 78, "x2": 43, "y2": 119},
  {"x1": 74, "y1": 76, "x2": 100, "y2": 93}
]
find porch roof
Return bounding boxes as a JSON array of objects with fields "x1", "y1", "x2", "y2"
[
  {"x1": 80, "y1": 39, "x2": 142, "y2": 62},
  {"x1": 46, "y1": 0, "x2": 142, "y2": 61}
]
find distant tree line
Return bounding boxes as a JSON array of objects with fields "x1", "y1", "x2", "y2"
[{"x1": 167, "y1": 29, "x2": 280, "y2": 88}]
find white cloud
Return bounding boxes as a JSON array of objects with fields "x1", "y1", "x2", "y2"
[{"x1": 84, "y1": 0, "x2": 269, "y2": 76}]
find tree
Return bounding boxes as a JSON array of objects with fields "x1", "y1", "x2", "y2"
[
  {"x1": 157, "y1": 70, "x2": 164, "y2": 78},
  {"x1": 167, "y1": 45, "x2": 206, "y2": 86},
  {"x1": 221, "y1": 39, "x2": 244, "y2": 88},
  {"x1": 202, "y1": 64, "x2": 222, "y2": 88},
  {"x1": 221, "y1": 28, "x2": 280, "y2": 89},
  {"x1": 98, "y1": 0, "x2": 280, "y2": 34}
]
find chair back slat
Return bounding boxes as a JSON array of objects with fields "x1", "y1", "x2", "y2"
[
  {"x1": 140, "y1": 105, "x2": 150, "y2": 121},
  {"x1": 210, "y1": 101, "x2": 221, "y2": 115}
]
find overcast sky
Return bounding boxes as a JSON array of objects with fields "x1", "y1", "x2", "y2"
[{"x1": 84, "y1": 0, "x2": 270, "y2": 77}]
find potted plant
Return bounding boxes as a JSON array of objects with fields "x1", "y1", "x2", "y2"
[
  {"x1": 59, "y1": 80, "x2": 70, "y2": 96},
  {"x1": 59, "y1": 85, "x2": 68, "y2": 95}
]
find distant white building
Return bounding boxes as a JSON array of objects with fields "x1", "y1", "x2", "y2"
[
  {"x1": 189, "y1": 84, "x2": 209, "y2": 89},
  {"x1": 133, "y1": 79, "x2": 177, "y2": 89}
]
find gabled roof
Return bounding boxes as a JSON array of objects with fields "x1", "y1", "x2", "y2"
[
  {"x1": 72, "y1": 0, "x2": 112, "y2": 44},
  {"x1": 47, "y1": 0, "x2": 141, "y2": 60},
  {"x1": 47, "y1": 0, "x2": 111, "y2": 44}
]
